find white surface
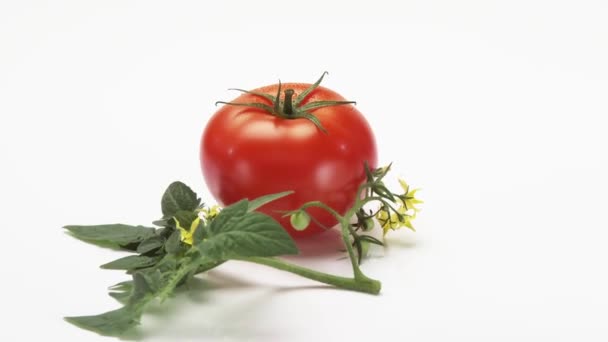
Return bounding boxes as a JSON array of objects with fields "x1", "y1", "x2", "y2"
[{"x1": 1, "y1": 0, "x2": 607, "y2": 341}]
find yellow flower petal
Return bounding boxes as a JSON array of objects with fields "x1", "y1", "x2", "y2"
[
  {"x1": 398, "y1": 178, "x2": 409, "y2": 193},
  {"x1": 175, "y1": 216, "x2": 201, "y2": 245},
  {"x1": 201, "y1": 205, "x2": 221, "y2": 220},
  {"x1": 376, "y1": 208, "x2": 393, "y2": 235}
]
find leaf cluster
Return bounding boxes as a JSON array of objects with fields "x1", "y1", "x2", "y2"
[{"x1": 64, "y1": 183, "x2": 296, "y2": 336}]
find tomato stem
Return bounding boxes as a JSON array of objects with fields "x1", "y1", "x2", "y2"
[
  {"x1": 283, "y1": 89, "x2": 295, "y2": 115},
  {"x1": 217, "y1": 73, "x2": 358, "y2": 133},
  {"x1": 240, "y1": 256, "x2": 381, "y2": 294},
  {"x1": 293, "y1": 201, "x2": 375, "y2": 282}
]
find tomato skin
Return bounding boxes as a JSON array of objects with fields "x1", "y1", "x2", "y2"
[{"x1": 200, "y1": 82, "x2": 377, "y2": 238}]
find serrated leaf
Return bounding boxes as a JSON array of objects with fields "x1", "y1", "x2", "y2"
[
  {"x1": 165, "y1": 230, "x2": 182, "y2": 255},
  {"x1": 205, "y1": 199, "x2": 249, "y2": 236},
  {"x1": 192, "y1": 219, "x2": 205, "y2": 245},
  {"x1": 154, "y1": 253, "x2": 179, "y2": 273},
  {"x1": 67, "y1": 254, "x2": 198, "y2": 337},
  {"x1": 109, "y1": 291, "x2": 131, "y2": 304},
  {"x1": 139, "y1": 270, "x2": 163, "y2": 294},
  {"x1": 64, "y1": 224, "x2": 156, "y2": 249},
  {"x1": 152, "y1": 218, "x2": 169, "y2": 227},
  {"x1": 65, "y1": 307, "x2": 139, "y2": 336},
  {"x1": 109, "y1": 280, "x2": 133, "y2": 291},
  {"x1": 161, "y1": 181, "x2": 200, "y2": 218},
  {"x1": 131, "y1": 272, "x2": 154, "y2": 302},
  {"x1": 108, "y1": 281, "x2": 133, "y2": 304},
  {"x1": 100, "y1": 255, "x2": 160, "y2": 270},
  {"x1": 247, "y1": 191, "x2": 294, "y2": 212},
  {"x1": 199, "y1": 201, "x2": 298, "y2": 260},
  {"x1": 136, "y1": 236, "x2": 164, "y2": 254}
]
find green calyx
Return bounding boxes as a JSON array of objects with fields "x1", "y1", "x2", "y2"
[{"x1": 215, "y1": 72, "x2": 356, "y2": 133}]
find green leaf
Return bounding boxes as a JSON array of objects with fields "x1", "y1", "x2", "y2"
[
  {"x1": 107, "y1": 280, "x2": 137, "y2": 303},
  {"x1": 165, "y1": 230, "x2": 182, "y2": 255},
  {"x1": 67, "y1": 254, "x2": 198, "y2": 337},
  {"x1": 247, "y1": 191, "x2": 294, "y2": 212},
  {"x1": 172, "y1": 210, "x2": 198, "y2": 229},
  {"x1": 109, "y1": 280, "x2": 133, "y2": 291},
  {"x1": 161, "y1": 181, "x2": 200, "y2": 218},
  {"x1": 65, "y1": 307, "x2": 140, "y2": 336},
  {"x1": 100, "y1": 255, "x2": 160, "y2": 270},
  {"x1": 136, "y1": 236, "x2": 165, "y2": 254},
  {"x1": 152, "y1": 218, "x2": 169, "y2": 227},
  {"x1": 108, "y1": 291, "x2": 131, "y2": 304},
  {"x1": 192, "y1": 219, "x2": 206, "y2": 245},
  {"x1": 206, "y1": 199, "x2": 249, "y2": 236},
  {"x1": 108, "y1": 281, "x2": 133, "y2": 304},
  {"x1": 199, "y1": 200, "x2": 298, "y2": 260},
  {"x1": 64, "y1": 224, "x2": 156, "y2": 249},
  {"x1": 133, "y1": 270, "x2": 161, "y2": 296}
]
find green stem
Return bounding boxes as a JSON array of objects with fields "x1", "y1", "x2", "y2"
[
  {"x1": 241, "y1": 256, "x2": 381, "y2": 294},
  {"x1": 297, "y1": 201, "x2": 368, "y2": 280},
  {"x1": 339, "y1": 219, "x2": 366, "y2": 278},
  {"x1": 194, "y1": 260, "x2": 225, "y2": 274},
  {"x1": 297, "y1": 200, "x2": 342, "y2": 217},
  {"x1": 358, "y1": 196, "x2": 399, "y2": 214},
  {"x1": 157, "y1": 262, "x2": 200, "y2": 302},
  {"x1": 283, "y1": 89, "x2": 295, "y2": 115}
]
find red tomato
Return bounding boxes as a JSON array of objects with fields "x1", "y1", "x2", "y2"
[{"x1": 200, "y1": 74, "x2": 377, "y2": 238}]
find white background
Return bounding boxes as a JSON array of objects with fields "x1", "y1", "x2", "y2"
[{"x1": 1, "y1": 0, "x2": 607, "y2": 341}]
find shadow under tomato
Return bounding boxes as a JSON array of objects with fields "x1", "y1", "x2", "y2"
[{"x1": 287, "y1": 226, "x2": 345, "y2": 259}]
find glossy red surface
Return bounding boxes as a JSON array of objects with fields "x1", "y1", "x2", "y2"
[{"x1": 200, "y1": 82, "x2": 377, "y2": 238}]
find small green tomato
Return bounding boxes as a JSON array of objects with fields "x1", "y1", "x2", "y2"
[{"x1": 290, "y1": 210, "x2": 311, "y2": 231}]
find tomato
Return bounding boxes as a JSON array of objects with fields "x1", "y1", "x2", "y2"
[{"x1": 200, "y1": 73, "x2": 377, "y2": 238}]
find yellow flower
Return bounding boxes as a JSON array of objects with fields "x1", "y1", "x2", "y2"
[
  {"x1": 200, "y1": 205, "x2": 221, "y2": 220},
  {"x1": 175, "y1": 216, "x2": 201, "y2": 245},
  {"x1": 398, "y1": 178, "x2": 423, "y2": 212},
  {"x1": 377, "y1": 207, "x2": 398, "y2": 233},
  {"x1": 376, "y1": 204, "x2": 417, "y2": 236}
]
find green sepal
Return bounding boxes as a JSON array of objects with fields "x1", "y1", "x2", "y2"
[{"x1": 217, "y1": 72, "x2": 357, "y2": 134}]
